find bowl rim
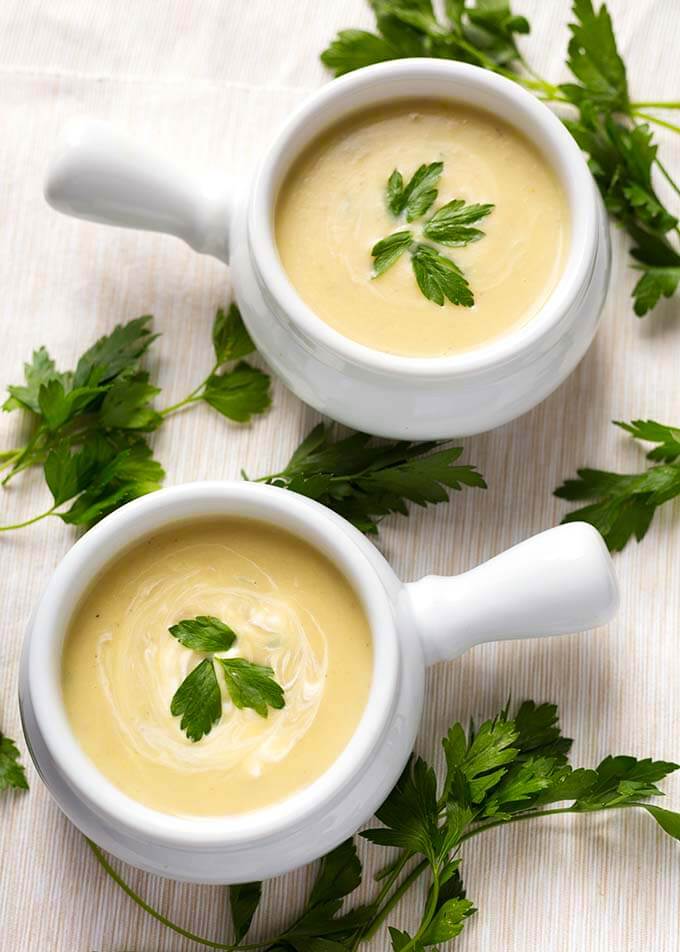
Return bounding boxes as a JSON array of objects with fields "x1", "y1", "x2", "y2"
[
  {"x1": 248, "y1": 57, "x2": 598, "y2": 378},
  {"x1": 26, "y1": 481, "x2": 400, "y2": 846}
]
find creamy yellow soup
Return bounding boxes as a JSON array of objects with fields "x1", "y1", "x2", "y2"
[
  {"x1": 275, "y1": 100, "x2": 569, "y2": 357},
  {"x1": 61, "y1": 519, "x2": 373, "y2": 817}
]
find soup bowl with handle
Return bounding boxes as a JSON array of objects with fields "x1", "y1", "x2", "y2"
[
  {"x1": 19, "y1": 481, "x2": 619, "y2": 883},
  {"x1": 43, "y1": 59, "x2": 610, "y2": 440}
]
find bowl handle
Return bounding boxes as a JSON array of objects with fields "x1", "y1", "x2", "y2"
[
  {"x1": 44, "y1": 119, "x2": 232, "y2": 262},
  {"x1": 404, "y1": 523, "x2": 619, "y2": 666}
]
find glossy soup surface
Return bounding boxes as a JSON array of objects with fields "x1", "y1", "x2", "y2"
[
  {"x1": 61, "y1": 518, "x2": 373, "y2": 817},
  {"x1": 275, "y1": 100, "x2": 569, "y2": 357}
]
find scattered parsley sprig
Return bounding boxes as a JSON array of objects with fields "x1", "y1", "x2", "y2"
[
  {"x1": 0, "y1": 729, "x2": 28, "y2": 793},
  {"x1": 251, "y1": 423, "x2": 486, "y2": 535},
  {"x1": 372, "y1": 162, "x2": 494, "y2": 307},
  {"x1": 322, "y1": 0, "x2": 680, "y2": 318},
  {"x1": 0, "y1": 305, "x2": 272, "y2": 531},
  {"x1": 556, "y1": 418, "x2": 680, "y2": 552},
  {"x1": 169, "y1": 615, "x2": 285, "y2": 742},
  {"x1": 88, "y1": 699, "x2": 680, "y2": 950}
]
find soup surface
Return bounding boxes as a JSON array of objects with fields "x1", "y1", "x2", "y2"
[
  {"x1": 275, "y1": 100, "x2": 569, "y2": 357},
  {"x1": 62, "y1": 519, "x2": 373, "y2": 816}
]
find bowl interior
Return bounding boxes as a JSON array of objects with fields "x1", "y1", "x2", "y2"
[
  {"x1": 28, "y1": 482, "x2": 399, "y2": 845},
  {"x1": 249, "y1": 59, "x2": 597, "y2": 376}
]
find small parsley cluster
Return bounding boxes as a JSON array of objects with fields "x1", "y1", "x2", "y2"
[
  {"x1": 371, "y1": 160, "x2": 494, "y2": 307},
  {"x1": 0, "y1": 305, "x2": 272, "y2": 531},
  {"x1": 0, "y1": 730, "x2": 28, "y2": 793},
  {"x1": 89, "y1": 699, "x2": 680, "y2": 951},
  {"x1": 169, "y1": 615, "x2": 285, "y2": 742},
  {"x1": 253, "y1": 423, "x2": 486, "y2": 535},
  {"x1": 556, "y1": 418, "x2": 680, "y2": 551}
]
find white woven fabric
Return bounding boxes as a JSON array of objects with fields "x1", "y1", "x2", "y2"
[{"x1": 1, "y1": 2, "x2": 679, "y2": 949}]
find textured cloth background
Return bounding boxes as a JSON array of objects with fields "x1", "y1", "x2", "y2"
[{"x1": 1, "y1": 2, "x2": 679, "y2": 950}]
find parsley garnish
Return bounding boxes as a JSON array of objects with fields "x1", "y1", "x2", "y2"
[
  {"x1": 169, "y1": 615, "x2": 285, "y2": 742},
  {"x1": 555, "y1": 418, "x2": 680, "y2": 552},
  {"x1": 322, "y1": 1, "x2": 680, "y2": 318},
  {"x1": 89, "y1": 698, "x2": 680, "y2": 950},
  {"x1": 371, "y1": 163, "x2": 493, "y2": 306},
  {"x1": 0, "y1": 305, "x2": 271, "y2": 531},
  {"x1": 0, "y1": 729, "x2": 28, "y2": 793},
  {"x1": 252, "y1": 423, "x2": 486, "y2": 535}
]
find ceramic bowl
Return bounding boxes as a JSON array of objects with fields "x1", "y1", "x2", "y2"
[
  {"x1": 44, "y1": 59, "x2": 610, "y2": 439},
  {"x1": 19, "y1": 482, "x2": 618, "y2": 882}
]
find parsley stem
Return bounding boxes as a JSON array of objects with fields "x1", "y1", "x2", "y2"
[
  {"x1": 160, "y1": 364, "x2": 219, "y2": 417},
  {"x1": 654, "y1": 157, "x2": 680, "y2": 201},
  {"x1": 87, "y1": 840, "x2": 272, "y2": 951},
  {"x1": 633, "y1": 110, "x2": 680, "y2": 135},
  {"x1": 349, "y1": 850, "x2": 413, "y2": 951},
  {"x1": 0, "y1": 505, "x2": 58, "y2": 531},
  {"x1": 458, "y1": 802, "x2": 640, "y2": 843},
  {"x1": 631, "y1": 101, "x2": 680, "y2": 110},
  {"x1": 361, "y1": 859, "x2": 428, "y2": 941}
]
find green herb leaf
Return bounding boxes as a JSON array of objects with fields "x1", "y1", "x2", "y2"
[
  {"x1": 73, "y1": 315, "x2": 157, "y2": 388},
  {"x1": 643, "y1": 804, "x2": 680, "y2": 841},
  {"x1": 411, "y1": 243, "x2": 474, "y2": 306},
  {"x1": 362, "y1": 757, "x2": 439, "y2": 861},
  {"x1": 3, "y1": 346, "x2": 63, "y2": 414},
  {"x1": 572, "y1": 756, "x2": 680, "y2": 810},
  {"x1": 212, "y1": 304, "x2": 256, "y2": 365},
  {"x1": 309, "y1": 839, "x2": 362, "y2": 907},
  {"x1": 0, "y1": 731, "x2": 29, "y2": 791},
  {"x1": 256, "y1": 424, "x2": 485, "y2": 535},
  {"x1": 202, "y1": 362, "x2": 271, "y2": 423},
  {"x1": 371, "y1": 230, "x2": 413, "y2": 276},
  {"x1": 616, "y1": 419, "x2": 680, "y2": 462},
  {"x1": 229, "y1": 881, "x2": 262, "y2": 942},
  {"x1": 169, "y1": 616, "x2": 237, "y2": 653},
  {"x1": 218, "y1": 658, "x2": 285, "y2": 718},
  {"x1": 442, "y1": 714, "x2": 519, "y2": 805},
  {"x1": 389, "y1": 162, "x2": 443, "y2": 222},
  {"x1": 320, "y1": 28, "x2": 399, "y2": 77},
  {"x1": 555, "y1": 458, "x2": 680, "y2": 552},
  {"x1": 423, "y1": 198, "x2": 494, "y2": 246},
  {"x1": 420, "y1": 897, "x2": 475, "y2": 945},
  {"x1": 170, "y1": 658, "x2": 222, "y2": 742},
  {"x1": 38, "y1": 379, "x2": 105, "y2": 431},
  {"x1": 98, "y1": 371, "x2": 162, "y2": 431},
  {"x1": 560, "y1": 0, "x2": 629, "y2": 113}
]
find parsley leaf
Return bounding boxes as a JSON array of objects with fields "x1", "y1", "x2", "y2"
[
  {"x1": 229, "y1": 881, "x2": 262, "y2": 943},
  {"x1": 99, "y1": 371, "x2": 162, "y2": 431},
  {"x1": 212, "y1": 303, "x2": 256, "y2": 364},
  {"x1": 420, "y1": 896, "x2": 475, "y2": 945},
  {"x1": 363, "y1": 757, "x2": 440, "y2": 861},
  {"x1": 572, "y1": 756, "x2": 679, "y2": 810},
  {"x1": 0, "y1": 730, "x2": 29, "y2": 792},
  {"x1": 202, "y1": 363, "x2": 271, "y2": 423},
  {"x1": 555, "y1": 417, "x2": 680, "y2": 551},
  {"x1": 560, "y1": 0, "x2": 629, "y2": 112},
  {"x1": 320, "y1": 28, "x2": 400, "y2": 77},
  {"x1": 255, "y1": 424, "x2": 485, "y2": 535},
  {"x1": 387, "y1": 161, "x2": 444, "y2": 221},
  {"x1": 170, "y1": 658, "x2": 222, "y2": 743},
  {"x1": 615, "y1": 419, "x2": 680, "y2": 462},
  {"x1": 3, "y1": 346, "x2": 63, "y2": 414},
  {"x1": 73, "y1": 315, "x2": 157, "y2": 389},
  {"x1": 411, "y1": 243, "x2": 474, "y2": 306},
  {"x1": 217, "y1": 658, "x2": 285, "y2": 718},
  {"x1": 422, "y1": 198, "x2": 494, "y2": 246},
  {"x1": 371, "y1": 230, "x2": 413, "y2": 276},
  {"x1": 169, "y1": 616, "x2": 237, "y2": 652}
]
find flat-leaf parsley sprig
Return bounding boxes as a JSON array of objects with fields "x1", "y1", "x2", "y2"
[
  {"x1": 322, "y1": 0, "x2": 680, "y2": 318},
  {"x1": 250, "y1": 423, "x2": 486, "y2": 535},
  {"x1": 89, "y1": 698, "x2": 680, "y2": 951},
  {"x1": 371, "y1": 161, "x2": 494, "y2": 307},
  {"x1": 169, "y1": 615, "x2": 285, "y2": 741},
  {"x1": 556, "y1": 418, "x2": 680, "y2": 552},
  {"x1": 0, "y1": 305, "x2": 272, "y2": 531}
]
